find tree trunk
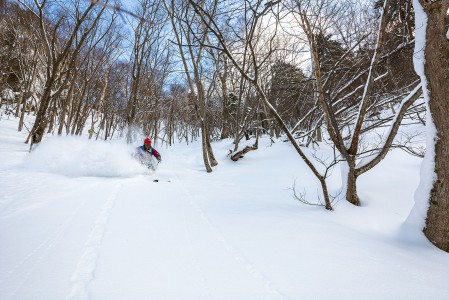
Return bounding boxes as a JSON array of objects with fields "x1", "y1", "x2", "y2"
[
  {"x1": 71, "y1": 99, "x2": 83, "y2": 135},
  {"x1": 205, "y1": 122, "x2": 218, "y2": 166},
  {"x1": 104, "y1": 115, "x2": 118, "y2": 140},
  {"x1": 316, "y1": 125, "x2": 322, "y2": 142},
  {"x1": 96, "y1": 110, "x2": 108, "y2": 140},
  {"x1": 18, "y1": 95, "x2": 27, "y2": 132},
  {"x1": 419, "y1": 0, "x2": 449, "y2": 252},
  {"x1": 47, "y1": 98, "x2": 57, "y2": 134},
  {"x1": 319, "y1": 176, "x2": 332, "y2": 211},
  {"x1": 104, "y1": 114, "x2": 112, "y2": 140},
  {"x1": 201, "y1": 122, "x2": 213, "y2": 173},
  {"x1": 89, "y1": 67, "x2": 110, "y2": 139},
  {"x1": 219, "y1": 59, "x2": 230, "y2": 139},
  {"x1": 75, "y1": 104, "x2": 90, "y2": 135},
  {"x1": 153, "y1": 98, "x2": 160, "y2": 146},
  {"x1": 28, "y1": 78, "x2": 55, "y2": 144},
  {"x1": 58, "y1": 92, "x2": 69, "y2": 135},
  {"x1": 15, "y1": 92, "x2": 24, "y2": 118},
  {"x1": 344, "y1": 156, "x2": 360, "y2": 206}
]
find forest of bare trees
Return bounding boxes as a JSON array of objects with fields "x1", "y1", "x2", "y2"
[{"x1": 0, "y1": 0, "x2": 447, "y2": 251}]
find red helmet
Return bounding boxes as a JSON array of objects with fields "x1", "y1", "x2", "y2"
[{"x1": 144, "y1": 138, "x2": 151, "y2": 145}]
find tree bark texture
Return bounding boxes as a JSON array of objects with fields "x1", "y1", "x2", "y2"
[
  {"x1": 201, "y1": 122, "x2": 213, "y2": 172},
  {"x1": 419, "y1": 0, "x2": 449, "y2": 252},
  {"x1": 29, "y1": 73, "x2": 56, "y2": 144},
  {"x1": 346, "y1": 156, "x2": 360, "y2": 206}
]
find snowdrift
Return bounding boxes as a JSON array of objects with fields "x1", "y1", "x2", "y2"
[{"x1": 24, "y1": 136, "x2": 147, "y2": 177}]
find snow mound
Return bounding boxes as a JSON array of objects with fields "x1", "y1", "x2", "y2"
[{"x1": 24, "y1": 136, "x2": 146, "y2": 177}]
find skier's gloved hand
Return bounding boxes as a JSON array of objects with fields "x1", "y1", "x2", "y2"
[{"x1": 157, "y1": 157, "x2": 162, "y2": 163}]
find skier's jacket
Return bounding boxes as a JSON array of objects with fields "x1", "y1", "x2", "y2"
[{"x1": 137, "y1": 145, "x2": 161, "y2": 161}]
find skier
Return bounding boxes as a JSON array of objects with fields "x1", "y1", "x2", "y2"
[{"x1": 135, "y1": 138, "x2": 161, "y2": 170}]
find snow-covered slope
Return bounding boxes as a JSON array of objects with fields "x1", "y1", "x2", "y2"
[{"x1": 1, "y1": 114, "x2": 448, "y2": 300}]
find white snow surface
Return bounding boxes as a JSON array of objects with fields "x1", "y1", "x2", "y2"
[
  {"x1": 1, "y1": 115, "x2": 449, "y2": 300},
  {"x1": 405, "y1": 0, "x2": 436, "y2": 231}
]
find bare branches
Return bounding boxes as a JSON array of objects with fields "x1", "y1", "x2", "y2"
[
  {"x1": 348, "y1": 0, "x2": 390, "y2": 155},
  {"x1": 86, "y1": 0, "x2": 159, "y2": 25},
  {"x1": 356, "y1": 83, "x2": 422, "y2": 175},
  {"x1": 291, "y1": 180, "x2": 341, "y2": 209}
]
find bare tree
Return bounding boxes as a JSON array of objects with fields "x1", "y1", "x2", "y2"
[
  {"x1": 188, "y1": 0, "x2": 334, "y2": 209},
  {"x1": 125, "y1": 0, "x2": 167, "y2": 144},
  {"x1": 0, "y1": 3, "x2": 44, "y2": 131},
  {"x1": 292, "y1": 0, "x2": 423, "y2": 206},
  {"x1": 162, "y1": 0, "x2": 218, "y2": 172},
  {"x1": 18, "y1": 0, "x2": 109, "y2": 146},
  {"x1": 99, "y1": 60, "x2": 130, "y2": 140}
]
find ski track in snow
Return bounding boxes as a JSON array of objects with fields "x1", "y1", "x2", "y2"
[
  {"x1": 174, "y1": 173, "x2": 290, "y2": 300},
  {"x1": 0, "y1": 194, "x2": 90, "y2": 299},
  {"x1": 66, "y1": 183, "x2": 122, "y2": 300}
]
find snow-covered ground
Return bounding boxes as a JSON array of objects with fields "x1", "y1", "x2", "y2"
[{"x1": 1, "y1": 114, "x2": 448, "y2": 300}]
